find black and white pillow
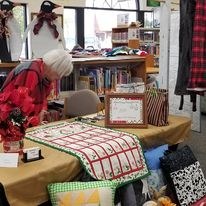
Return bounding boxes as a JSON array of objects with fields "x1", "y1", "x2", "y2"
[
  {"x1": 170, "y1": 161, "x2": 206, "y2": 205},
  {"x1": 160, "y1": 145, "x2": 206, "y2": 206}
]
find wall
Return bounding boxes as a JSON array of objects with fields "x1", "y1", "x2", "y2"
[{"x1": 169, "y1": 11, "x2": 200, "y2": 132}]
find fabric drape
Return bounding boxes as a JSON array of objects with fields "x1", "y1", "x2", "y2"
[
  {"x1": 174, "y1": 0, "x2": 197, "y2": 111},
  {"x1": 188, "y1": 1, "x2": 206, "y2": 91},
  {"x1": 175, "y1": 0, "x2": 196, "y2": 96}
]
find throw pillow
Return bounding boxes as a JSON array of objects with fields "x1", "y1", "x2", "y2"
[
  {"x1": 144, "y1": 145, "x2": 168, "y2": 195},
  {"x1": 160, "y1": 145, "x2": 206, "y2": 205},
  {"x1": 48, "y1": 180, "x2": 117, "y2": 206},
  {"x1": 144, "y1": 144, "x2": 168, "y2": 170}
]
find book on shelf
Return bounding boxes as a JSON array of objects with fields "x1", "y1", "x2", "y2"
[
  {"x1": 117, "y1": 69, "x2": 131, "y2": 84},
  {"x1": 83, "y1": 67, "x2": 103, "y2": 94},
  {"x1": 80, "y1": 67, "x2": 104, "y2": 95},
  {"x1": 153, "y1": 32, "x2": 159, "y2": 42},
  {"x1": 97, "y1": 68, "x2": 104, "y2": 95},
  {"x1": 142, "y1": 31, "x2": 154, "y2": 43},
  {"x1": 78, "y1": 67, "x2": 132, "y2": 94},
  {"x1": 60, "y1": 73, "x2": 74, "y2": 91}
]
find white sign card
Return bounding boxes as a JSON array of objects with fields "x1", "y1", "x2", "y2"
[
  {"x1": 105, "y1": 93, "x2": 148, "y2": 128},
  {"x1": 0, "y1": 153, "x2": 19, "y2": 168}
]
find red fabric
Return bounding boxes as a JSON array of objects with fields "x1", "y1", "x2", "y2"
[
  {"x1": 1, "y1": 60, "x2": 52, "y2": 116},
  {"x1": 33, "y1": 11, "x2": 59, "y2": 38},
  {"x1": 26, "y1": 121, "x2": 149, "y2": 184},
  {"x1": 188, "y1": 1, "x2": 206, "y2": 91}
]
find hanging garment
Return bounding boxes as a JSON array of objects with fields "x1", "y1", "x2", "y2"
[
  {"x1": 174, "y1": 0, "x2": 197, "y2": 111},
  {"x1": 0, "y1": 3, "x2": 22, "y2": 62},
  {"x1": 0, "y1": 14, "x2": 11, "y2": 62},
  {"x1": 175, "y1": 0, "x2": 196, "y2": 96},
  {"x1": 187, "y1": 1, "x2": 206, "y2": 92}
]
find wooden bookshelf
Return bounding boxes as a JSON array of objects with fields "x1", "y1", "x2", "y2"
[
  {"x1": 139, "y1": 28, "x2": 160, "y2": 67},
  {"x1": 111, "y1": 27, "x2": 160, "y2": 67},
  {"x1": 0, "y1": 62, "x2": 19, "y2": 70},
  {"x1": 111, "y1": 26, "x2": 139, "y2": 49},
  {"x1": 146, "y1": 67, "x2": 159, "y2": 74},
  {"x1": 71, "y1": 55, "x2": 147, "y2": 95}
]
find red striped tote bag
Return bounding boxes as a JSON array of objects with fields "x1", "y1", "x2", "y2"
[{"x1": 146, "y1": 88, "x2": 169, "y2": 126}]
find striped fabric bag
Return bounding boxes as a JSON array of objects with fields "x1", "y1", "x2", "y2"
[{"x1": 146, "y1": 88, "x2": 169, "y2": 126}]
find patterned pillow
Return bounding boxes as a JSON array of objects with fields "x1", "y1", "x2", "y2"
[
  {"x1": 160, "y1": 145, "x2": 206, "y2": 205},
  {"x1": 144, "y1": 145, "x2": 168, "y2": 196},
  {"x1": 47, "y1": 180, "x2": 118, "y2": 206},
  {"x1": 170, "y1": 161, "x2": 206, "y2": 205},
  {"x1": 147, "y1": 169, "x2": 166, "y2": 191}
]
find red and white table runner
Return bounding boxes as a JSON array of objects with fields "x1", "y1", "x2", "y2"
[{"x1": 26, "y1": 121, "x2": 149, "y2": 185}]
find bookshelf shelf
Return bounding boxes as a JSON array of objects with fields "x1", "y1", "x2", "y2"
[
  {"x1": 111, "y1": 27, "x2": 140, "y2": 49},
  {"x1": 0, "y1": 62, "x2": 19, "y2": 69},
  {"x1": 71, "y1": 55, "x2": 147, "y2": 95}
]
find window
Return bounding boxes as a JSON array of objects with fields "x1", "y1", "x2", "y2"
[
  {"x1": 13, "y1": 4, "x2": 27, "y2": 59},
  {"x1": 84, "y1": 9, "x2": 136, "y2": 49},
  {"x1": 64, "y1": 0, "x2": 138, "y2": 50},
  {"x1": 63, "y1": 8, "x2": 76, "y2": 50},
  {"x1": 63, "y1": 1, "x2": 158, "y2": 50},
  {"x1": 85, "y1": 0, "x2": 138, "y2": 49},
  {"x1": 144, "y1": 12, "x2": 153, "y2": 28}
]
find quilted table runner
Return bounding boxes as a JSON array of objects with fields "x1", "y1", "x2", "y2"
[{"x1": 25, "y1": 121, "x2": 149, "y2": 185}]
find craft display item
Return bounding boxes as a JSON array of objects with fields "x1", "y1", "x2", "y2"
[
  {"x1": 146, "y1": 88, "x2": 169, "y2": 126},
  {"x1": 160, "y1": 145, "x2": 206, "y2": 205}
]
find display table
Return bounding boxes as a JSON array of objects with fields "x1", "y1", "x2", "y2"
[
  {"x1": 0, "y1": 138, "x2": 82, "y2": 206},
  {"x1": 92, "y1": 114, "x2": 191, "y2": 149},
  {"x1": 0, "y1": 114, "x2": 191, "y2": 205}
]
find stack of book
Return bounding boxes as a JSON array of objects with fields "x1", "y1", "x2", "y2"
[{"x1": 78, "y1": 66, "x2": 132, "y2": 95}]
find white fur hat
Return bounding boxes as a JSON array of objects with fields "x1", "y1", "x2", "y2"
[{"x1": 43, "y1": 49, "x2": 73, "y2": 78}]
